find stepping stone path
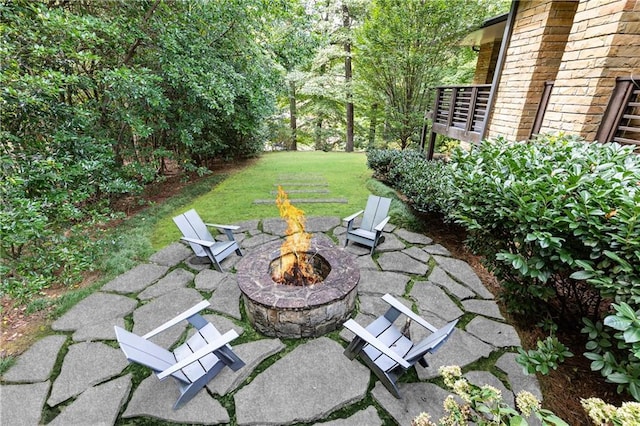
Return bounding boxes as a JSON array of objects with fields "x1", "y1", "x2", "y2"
[
  {"x1": 0, "y1": 216, "x2": 539, "y2": 425},
  {"x1": 253, "y1": 173, "x2": 348, "y2": 204}
]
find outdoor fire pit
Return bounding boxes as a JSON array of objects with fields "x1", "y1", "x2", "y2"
[
  {"x1": 236, "y1": 237, "x2": 359, "y2": 338},
  {"x1": 236, "y1": 187, "x2": 359, "y2": 338}
]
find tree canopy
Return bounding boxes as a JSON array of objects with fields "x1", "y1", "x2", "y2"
[{"x1": 1, "y1": 0, "x2": 507, "y2": 300}]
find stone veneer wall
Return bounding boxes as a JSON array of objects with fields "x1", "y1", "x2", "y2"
[
  {"x1": 486, "y1": 0, "x2": 578, "y2": 141},
  {"x1": 540, "y1": 0, "x2": 640, "y2": 141}
]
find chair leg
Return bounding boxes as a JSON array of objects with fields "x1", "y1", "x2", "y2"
[
  {"x1": 358, "y1": 353, "x2": 402, "y2": 399},
  {"x1": 173, "y1": 362, "x2": 226, "y2": 409},
  {"x1": 210, "y1": 255, "x2": 223, "y2": 272}
]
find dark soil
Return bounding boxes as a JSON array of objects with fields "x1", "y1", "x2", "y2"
[{"x1": 1, "y1": 160, "x2": 626, "y2": 424}]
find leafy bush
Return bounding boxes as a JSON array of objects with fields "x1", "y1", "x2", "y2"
[
  {"x1": 367, "y1": 149, "x2": 453, "y2": 214},
  {"x1": 447, "y1": 135, "x2": 640, "y2": 319},
  {"x1": 516, "y1": 336, "x2": 573, "y2": 375},
  {"x1": 367, "y1": 136, "x2": 640, "y2": 401},
  {"x1": 583, "y1": 303, "x2": 640, "y2": 401}
]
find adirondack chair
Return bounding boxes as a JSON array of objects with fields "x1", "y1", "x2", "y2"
[
  {"x1": 343, "y1": 294, "x2": 458, "y2": 398},
  {"x1": 343, "y1": 195, "x2": 391, "y2": 255},
  {"x1": 114, "y1": 301, "x2": 245, "y2": 409},
  {"x1": 173, "y1": 209, "x2": 242, "y2": 271}
]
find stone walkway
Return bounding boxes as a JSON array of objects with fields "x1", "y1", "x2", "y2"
[{"x1": 0, "y1": 217, "x2": 541, "y2": 425}]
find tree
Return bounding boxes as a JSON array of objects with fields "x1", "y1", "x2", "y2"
[
  {"x1": 269, "y1": 1, "x2": 320, "y2": 151},
  {"x1": 0, "y1": 0, "x2": 284, "y2": 300},
  {"x1": 354, "y1": 0, "x2": 491, "y2": 149}
]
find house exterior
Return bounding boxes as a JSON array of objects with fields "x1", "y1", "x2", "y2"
[{"x1": 426, "y1": 0, "x2": 640, "y2": 156}]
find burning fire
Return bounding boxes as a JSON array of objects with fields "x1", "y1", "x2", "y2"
[{"x1": 273, "y1": 187, "x2": 322, "y2": 286}]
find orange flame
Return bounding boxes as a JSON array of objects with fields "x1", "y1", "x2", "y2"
[{"x1": 273, "y1": 186, "x2": 316, "y2": 284}]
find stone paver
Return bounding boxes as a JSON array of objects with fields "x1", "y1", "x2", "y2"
[
  {"x1": 1, "y1": 216, "x2": 538, "y2": 425},
  {"x1": 149, "y1": 242, "x2": 191, "y2": 267},
  {"x1": 357, "y1": 269, "x2": 410, "y2": 296},
  {"x1": 395, "y1": 228, "x2": 434, "y2": 245},
  {"x1": 0, "y1": 381, "x2": 49, "y2": 426},
  {"x1": 375, "y1": 233, "x2": 407, "y2": 252},
  {"x1": 355, "y1": 254, "x2": 379, "y2": 270},
  {"x1": 138, "y1": 267, "x2": 194, "y2": 300},
  {"x1": 433, "y1": 255, "x2": 494, "y2": 299},
  {"x1": 208, "y1": 275, "x2": 242, "y2": 319},
  {"x1": 72, "y1": 317, "x2": 126, "y2": 342},
  {"x1": 132, "y1": 288, "x2": 204, "y2": 348},
  {"x1": 496, "y1": 352, "x2": 543, "y2": 400},
  {"x1": 411, "y1": 280, "x2": 464, "y2": 324},
  {"x1": 48, "y1": 342, "x2": 128, "y2": 406},
  {"x1": 207, "y1": 338, "x2": 285, "y2": 395},
  {"x1": 372, "y1": 381, "x2": 451, "y2": 425},
  {"x1": 466, "y1": 316, "x2": 522, "y2": 348},
  {"x1": 234, "y1": 337, "x2": 369, "y2": 425},
  {"x1": 429, "y1": 266, "x2": 476, "y2": 300},
  {"x1": 423, "y1": 244, "x2": 451, "y2": 256},
  {"x1": 317, "y1": 406, "x2": 382, "y2": 425},
  {"x1": 52, "y1": 292, "x2": 137, "y2": 332},
  {"x1": 241, "y1": 232, "x2": 280, "y2": 249},
  {"x1": 462, "y1": 298, "x2": 505, "y2": 320},
  {"x1": 403, "y1": 245, "x2": 432, "y2": 263},
  {"x1": 101, "y1": 263, "x2": 169, "y2": 293},
  {"x1": 378, "y1": 251, "x2": 429, "y2": 275},
  {"x1": 465, "y1": 370, "x2": 515, "y2": 407},
  {"x1": 48, "y1": 375, "x2": 132, "y2": 426},
  {"x1": 2, "y1": 335, "x2": 66, "y2": 383},
  {"x1": 123, "y1": 375, "x2": 229, "y2": 424},
  {"x1": 194, "y1": 268, "x2": 229, "y2": 291},
  {"x1": 416, "y1": 329, "x2": 494, "y2": 380}
]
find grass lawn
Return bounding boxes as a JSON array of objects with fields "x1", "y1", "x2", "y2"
[{"x1": 151, "y1": 151, "x2": 374, "y2": 249}]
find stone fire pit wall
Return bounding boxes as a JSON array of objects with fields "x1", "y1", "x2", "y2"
[{"x1": 236, "y1": 237, "x2": 359, "y2": 338}]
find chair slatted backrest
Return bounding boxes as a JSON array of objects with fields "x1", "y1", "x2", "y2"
[
  {"x1": 404, "y1": 319, "x2": 458, "y2": 363},
  {"x1": 114, "y1": 326, "x2": 189, "y2": 383},
  {"x1": 360, "y1": 196, "x2": 391, "y2": 232},
  {"x1": 173, "y1": 209, "x2": 214, "y2": 258}
]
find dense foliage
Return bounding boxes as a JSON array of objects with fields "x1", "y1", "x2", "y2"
[
  {"x1": 367, "y1": 134, "x2": 640, "y2": 399},
  {"x1": 1, "y1": 0, "x2": 281, "y2": 299},
  {"x1": 354, "y1": 0, "x2": 507, "y2": 150},
  {"x1": 368, "y1": 136, "x2": 640, "y2": 318}
]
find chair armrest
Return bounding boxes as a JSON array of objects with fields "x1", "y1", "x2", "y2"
[
  {"x1": 180, "y1": 237, "x2": 216, "y2": 248},
  {"x1": 374, "y1": 216, "x2": 391, "y2": 232},
  {"x1": 343, "y1": 210, "x2": 364, "y2": 223},
  {"x1": 343, "y1": 319, "x2": 411, "y2": 369},
  {"x1": 157, "y1": 330, "x2": 239, "y2": 379},
  {"x1": 382, "y1": 294, "x2": 437, "y2": 333},
  {"x1": 205, "y1": 223, "x2": 240, "y2": 231},
  {"x1": 142, "y1": 301, "x2": 210, "y2": 340}
]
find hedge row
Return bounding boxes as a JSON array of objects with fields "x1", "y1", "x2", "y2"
[{"x1": 367, "y1": 134, "x2": 640, "y2": 320}]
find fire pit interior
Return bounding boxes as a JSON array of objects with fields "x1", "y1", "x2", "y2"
[
  {"x1": 236, "y1": 188, "x2": 359, "y2": 338},
  {"x1": 269, "y1": 252, "x2": 331, "y2": 286}
]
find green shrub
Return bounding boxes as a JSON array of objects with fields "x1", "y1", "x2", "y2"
[
  {"x1": 583, "y1": 302, "x2": 640, "y2": 401},
  {"x1": 447, "y1": 135, "x2": 640, "y2": 319},
  {"x1": 366, "y1": 149, "x2": 453, "y2": 214},
  {"x1": 516, "y1": 335, "x2": 574, "y2": 375}
]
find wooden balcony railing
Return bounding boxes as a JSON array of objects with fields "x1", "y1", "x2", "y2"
[
  {"x1": 596, "y1": 76, "x2": 640, "y2": 151},
  {"x1": 430, "y1": 84, "x2": 492, "y2": 144}
]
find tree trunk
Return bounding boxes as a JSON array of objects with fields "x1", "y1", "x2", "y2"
[
  {"x1": 368, "y1": 103, "x2": 378, "y2": 150},
  {"x1": 314, "y1": 117, "x2": 323, "y2": 151},
  {"x1": 289, "y1": 79, "x2": 297, "y2": 151},
  {"x1": 343, "y1": 4, "x2": 354, "y2": 152}
]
